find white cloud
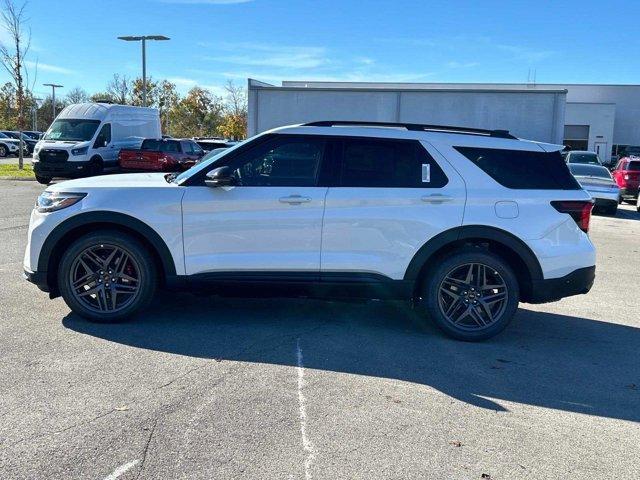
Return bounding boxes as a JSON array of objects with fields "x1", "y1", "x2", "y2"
[
  {"x1": 446, "y1": 61, "x2": 480, "y2": 68},
  {"x1": 206, "y1": 43, "x2": 328, "y2": 69},
  {"x1": 165, "y1": 76, "x2": 226, "y2": 96},
  {"x1": 25, "y1": 61, "x2": 74, "y2": 75}
]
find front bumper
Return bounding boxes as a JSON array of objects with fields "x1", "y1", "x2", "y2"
[
  {"x1": 528, "y1": 265, "x2": 595, "y2": 303},
  {"x1": 23, "y1": 268, "x2": 51, "y2": 293},
  {"x1": 33, "y1": 159, "x2": 92, "y2": 178}
]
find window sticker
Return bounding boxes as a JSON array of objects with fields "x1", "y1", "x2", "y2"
[{"x1": 422, "y1": 163, "x2": 430, "y2": 183}]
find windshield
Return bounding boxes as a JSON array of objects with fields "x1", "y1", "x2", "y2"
[
  {"x1": 568, "y1": 152, "x2": 600, "y2": 165},
  {"x1": 44, "y1": 119, "x2": 101, "y2": 142},
  {"x1": 0, "y1": 132, "x2": 9, "y2": 139},
  {"x1": 175, "y1": 136, "x2": 253, "y2": 184},
  {"x1": 569, "y1": 164, "x2": 612, "y2": 179}
]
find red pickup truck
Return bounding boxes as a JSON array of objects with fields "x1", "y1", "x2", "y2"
[
  {"x1": 612, "y1": 157, "x2": 640, "y2": 203},
  {"x1": 118, "y1": 138, "x2": 205, "y2": 172}
]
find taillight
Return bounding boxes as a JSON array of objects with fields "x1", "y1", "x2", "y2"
[{"x1": 551, "y1": 200, "x2": 594, "y2": 233}]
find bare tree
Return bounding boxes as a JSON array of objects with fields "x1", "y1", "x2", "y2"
[
  {"x1": 223, "y1": 80, "x2": 247, "y2": 116},
  {"x1": 0, "y1": 0, "x2": 30, "y2": 168},
  {"x1": 106, "y1": 73, "x2": 131, "y2": 104},
  {"x1": 65, "y1": 86, "x2": 88, "y2": 104}
]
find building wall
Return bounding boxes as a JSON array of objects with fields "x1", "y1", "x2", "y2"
[
  {"x1": 565, "y1": 102, "x2": 615, "y2": 160},
  {"x1": 284, "y1": 81, "x2": 640, "y2": 147},
  {"x1": 249, "y1": 80, "x2": 567, "y2": 143}
]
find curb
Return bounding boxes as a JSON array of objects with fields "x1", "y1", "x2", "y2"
[{"x1": 0, "y1": 176, "x2": 36, "y2": 181}]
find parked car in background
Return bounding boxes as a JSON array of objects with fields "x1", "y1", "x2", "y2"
[
  {"x1": 32, "y1": 103, "x2": 161, "y2": 184},
  {"x1": 0, "y1": 130, "x2": 38, "y2": 154},
  {"x1": 119, "y1": 138, "x2": 205, "y2": 172},
  {"x1": 0, "y1": 132, "x2": 28, "y2": 157},
  {"x1": 569, "y1": 163, "x2": 619, "y2": 215},
  {"x1": 22, "y1": 131, "x2": 43, "y2": 140},
  {"x1": 565, "y1": 150, "x2": 602, "y2": 166},
  {"x1": 611, "y1": 157, "x2": 640, "y2": 204},
  {"x1": 194, "y1": 137, "x2": 238, "y2": 152},
  {"x1": 194, "y1": 147, "x2": 229, "y2": 165},
  {"x1": 24, "y1": 121, "x2": 596, "y2": 341}
]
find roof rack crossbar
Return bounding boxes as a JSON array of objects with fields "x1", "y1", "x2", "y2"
[{"x1": 303, "y1": 120, "x2": 516, "y2": 139}]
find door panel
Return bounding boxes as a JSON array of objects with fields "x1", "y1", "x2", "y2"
[
  {"x1": 321, "y1": 139, "x2": 466, "y2": 280},
  {"x1": 182, "y1": 135, "x2": 328, "y2": 275},
  {"x1": 182, "y1": 186, "x2": 327, "y2": 274}
]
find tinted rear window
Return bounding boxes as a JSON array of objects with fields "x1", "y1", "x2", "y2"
[
  {"x1": 628, "y1": 161, "x2": 640, "y2": 171},
  {"x1": 455, "y1": 146, "x2": 581, "y2": 190},
  {"x1": 141, "y1": 139, "x2": 179, "y2": 153},
  {"x1": 568, "y1": 152, "x2": 600, "y2": 165},
  {"x1": 569, "y1": 164, "x2": 612, "y2": 179},
  {"x1": 340, "y1": 139, "x2": 448, "y2": 188}
]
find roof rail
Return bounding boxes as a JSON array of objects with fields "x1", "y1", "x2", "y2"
[{"x1": 303, "y1": 120, "x2": 517, "y2": 139}]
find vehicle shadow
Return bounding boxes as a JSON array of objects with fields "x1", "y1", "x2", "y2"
[
  {"x1": 613, "y1": 205, "x2": 640, "y2": 220},
  {"x1": 63, "y1": 294, "x2": 640, "y2": 422}
]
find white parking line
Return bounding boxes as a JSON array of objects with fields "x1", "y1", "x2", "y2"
[
  {"x1": 103, "y1": 459, "x2": 139, "y2": 480},
  {"x1": 296, "y1": 338, "x2": 316, "y2": 480}
]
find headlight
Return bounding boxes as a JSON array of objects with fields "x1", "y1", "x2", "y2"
[
  {"x1": 36, "y1": 191, "x2": 86, "y2": 213},
  {"x1": 71, "y1": 146, "x2": 89, "y2": 156}
]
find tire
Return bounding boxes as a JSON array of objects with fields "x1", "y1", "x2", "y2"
[
  {"x1": 35, "y1": 174, "x2": 52, "y2": 185},
  {"x1": 88, "y1": 156, "x2": 103, "y2": 177},
  {"x1": 419, "y1": 248, "x2": 520, "y2": 341},
  {"x1": 57, "y1": 230, "x2": 157, "y2": 322},
  {"x1": 0, "y1": 144, "x2": 7, "y2": 158}
]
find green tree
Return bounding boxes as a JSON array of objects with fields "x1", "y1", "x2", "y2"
[
  {"x1": 157, "y1": 80, "x2": 179, "y2": 134},
  {"x1": 131, "y1": 76, "x2": 158, "y2": 107},
  {"x1": 168, "y1": 86, "x2": 223, "y2": 138}
]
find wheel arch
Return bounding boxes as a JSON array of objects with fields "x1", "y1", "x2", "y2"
[
  {"x1": 404, "y1": 225, "x2": 543, "y2": 302},
  {"x1": 39, "y1": 211, "x2": 177, "y2": 296}
]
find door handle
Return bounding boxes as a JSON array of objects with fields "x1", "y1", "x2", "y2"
[
  {"x1": 279, "y1": 195, "x2": 312, "y2": 205},
  {"x1": 421, "y1": 193, "x2": 453, "y2": 204}
]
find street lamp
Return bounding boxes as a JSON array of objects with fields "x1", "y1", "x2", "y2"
[
  {"x1": 117, "y1": 35, "x2": 170, "y2": 107},
  {"x1": 43, "y1": 83, "x2": 63, "y2": 119}
]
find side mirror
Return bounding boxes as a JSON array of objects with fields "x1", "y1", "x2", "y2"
[{"x1": 205, "y1": 166, "x2": 236, "y2": 187}]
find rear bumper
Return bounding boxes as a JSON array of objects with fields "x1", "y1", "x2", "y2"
[
  {"x1": 620, "y1": 186, "x2": 639, "y2": 199},
  {"x1": 528, "y1": 265, "x2": 595, "y2": 303},
  {"x1": 33, "y1": 159, "x2": 92, "y2": 177}
]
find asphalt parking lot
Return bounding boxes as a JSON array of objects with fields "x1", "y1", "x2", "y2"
[{"x1": 1, "y1": 181, "x2": 639, "y2": 480}]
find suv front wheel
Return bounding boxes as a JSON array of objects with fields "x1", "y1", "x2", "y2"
[
  {"x1": 420, "y1": 249, "x2": 519, "y2": 341},
  {"x1": 57, "y1": 230, "x2": 157, "y2": 322}
]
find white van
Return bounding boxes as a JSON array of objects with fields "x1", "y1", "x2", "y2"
[{"x1": 32, "y1": 103, "x2": 161, "y2": 184}]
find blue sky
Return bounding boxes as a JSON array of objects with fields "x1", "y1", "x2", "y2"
[{"x1": 3, "y1": 0, "x2": 638, "y2": 99}]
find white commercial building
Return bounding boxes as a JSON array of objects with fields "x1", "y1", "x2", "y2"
[{"x1": 248, "y1": 80, "x2": 640, "y2": 162}]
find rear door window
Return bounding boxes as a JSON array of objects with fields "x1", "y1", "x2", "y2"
[
  {"x1": 455, "y1": 146, "x2": 581, "y2": 190},
  {"x1": 338, "y1": 138, "x2": 448, "y2": 188}
]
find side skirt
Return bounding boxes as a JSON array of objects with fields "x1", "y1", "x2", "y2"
[{"x1": 165, "y1": 271, "x2": 413, "y2": 301}]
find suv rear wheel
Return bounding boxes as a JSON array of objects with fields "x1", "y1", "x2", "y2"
[
  {"x1": 420, "y1": 249, "x2": 519, "y2": 341},
  {"x1": 57, "y1": 230, "x2": 156, "y2": 322}
]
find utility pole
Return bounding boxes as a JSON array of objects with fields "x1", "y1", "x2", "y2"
[
  {"x1": 117, "y1": 35, "x2": 170, "y2": 107},
  {"x1": 43, "y1": 83, "x2": 64, "y2": 120}
]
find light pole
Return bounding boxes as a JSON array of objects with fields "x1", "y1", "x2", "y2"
[
  {"x1": 117, "y1": 35, "x2": 170, "y2": 107},
  {"x1": 43, "y1": 83, "x2": 63, "y2": 120}
]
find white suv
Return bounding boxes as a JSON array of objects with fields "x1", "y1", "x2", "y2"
[{"x1": 24, "y1": 121, "x2": 596, "y2": 341}]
